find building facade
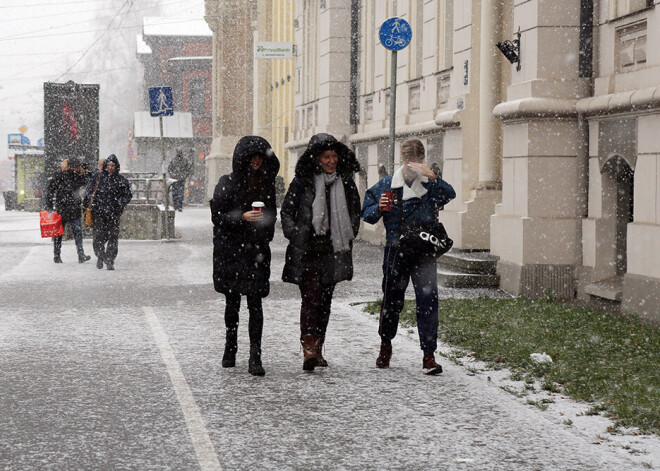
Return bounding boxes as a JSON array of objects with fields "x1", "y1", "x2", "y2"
[
  {"x1": 134, "y1": 17, "x2": 213, "y2": 203},
  {"x1": 203, "y1": 0, "x2": 294, "y2": 197},
  {"x1": 205, "y1": 0, "x2": 660, "y2": 324}
]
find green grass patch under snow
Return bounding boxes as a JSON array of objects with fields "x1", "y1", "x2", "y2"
[{"x1": 364, "y1": 296, "x2": 660, "y2": 434}]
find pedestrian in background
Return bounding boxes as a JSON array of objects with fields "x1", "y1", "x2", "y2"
[
  {"x1": 210, "y1": 136, "x2": 279, "y2": 376},
  {"x1": 45, "y1": 156, "x2": 91, "y2": 264},
  {"x1": 84, "y1": 154, "x2": 132, "y2": 271},
  {"x1": 361, "y1": 138, "x2": 456, "y2": 375},
  {"x1": 281, "y1": 133, "x2": 361, "y2": 371},
  {"x1": 168, "y1": 149, "x2": 193, "y2": 212}
]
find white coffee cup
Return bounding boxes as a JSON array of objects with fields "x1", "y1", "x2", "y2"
[{"x1": 252, "y1": 201, "x2": 265, "y2": 215}]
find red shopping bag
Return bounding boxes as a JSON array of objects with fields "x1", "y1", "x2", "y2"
[{"x1": 40, "y1": 211, "x2": 64, "y2": 238}]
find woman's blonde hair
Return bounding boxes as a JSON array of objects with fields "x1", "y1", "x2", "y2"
[
  {"x1": 60, "y1": 159, "x2": 69, "y2": 171},
  {"x1": 400, "y1": 138, "x2": 425, "y2": 162}
]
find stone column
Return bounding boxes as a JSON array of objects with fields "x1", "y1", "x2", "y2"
[
  {"x1": 491, "y1": 0, "x2": 590, "y2": 298},
  {"x1": 204, "y1": 0, "x2": 256, "y2": 199},
  {"x1": 317, "y1": 0, "x2": 352, "y2": 138}
]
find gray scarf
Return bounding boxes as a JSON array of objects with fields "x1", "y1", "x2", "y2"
[{"x1": 312, "y1": 172, "x2": 355, "y2": 252}]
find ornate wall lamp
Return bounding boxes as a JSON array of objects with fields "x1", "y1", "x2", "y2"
[{"x1": 496, "y1": 29, "x2": 521, "y2": 71}]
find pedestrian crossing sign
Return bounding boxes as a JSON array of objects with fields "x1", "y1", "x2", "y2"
[{"x1": 149, "y1": 87, "x2": 174, "y2": 117}]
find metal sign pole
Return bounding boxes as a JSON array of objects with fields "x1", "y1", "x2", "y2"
[
  {"x1": 379, "y1": 17, "x2": 411, "y2": 176},
  {"x1": 149, "y1": 86, "x2": 174, "y2": 240},
  {"x1": 388, "y1": 50, "x2": 397, "y2": 176},
  {"x1": 159, "y1": 115, "x2": 169, "y2": 239}
]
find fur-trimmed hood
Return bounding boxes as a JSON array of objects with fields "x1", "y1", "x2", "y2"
[
  {"x1": 232, "y1": 135, "x2": 280, "y2": 181},
  {"x1": 294, "y1": 133, "x2": 360, "y2": 180}
]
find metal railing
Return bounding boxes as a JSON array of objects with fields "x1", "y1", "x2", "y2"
[{"x1": 127, "y1": 177, "x2": 164, "y2": 205}]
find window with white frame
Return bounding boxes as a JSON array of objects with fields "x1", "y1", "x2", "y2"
[
  {"x1": 617, "y1": 21, "x2": 647, "y2": 71},
  {"x1": 364, "y1": 97, "x2": 373, "y2": 122},
  {"x1": 437, "y1": 72, "x2": 450, "y2": 107},
  {"x1": 610, "y1": 0, "x2": 653, "y2": 19},
  {"x1": 408, "y1": 83, "x2": 420, "y2": 112}
]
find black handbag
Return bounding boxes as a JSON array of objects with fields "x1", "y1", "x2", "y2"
[{"x1": 395, "y1": 189, "x2": 453, "y2": 258}]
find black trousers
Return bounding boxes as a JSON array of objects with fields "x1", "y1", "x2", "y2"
[
  {"x1": 225, "y1": 293, "x2": 263, "y2": 348},
  {"x1": 299, "y1": 252, "x2": 336, "y2": 339},
  {"x1": 93, "y1": 216, "x2": 121, "y2": 263}
]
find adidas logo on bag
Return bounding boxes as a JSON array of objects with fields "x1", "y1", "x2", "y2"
[{"x1": 419, "y1": 231, "x2": 442, "y2": 247}]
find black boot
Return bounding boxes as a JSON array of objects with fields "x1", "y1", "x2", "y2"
[
  {"x1": 78, "y1": 254, "x2": 91, "y2": 263},
  {"x1": 96, "y1": 257, "x2": 104, "y2": 269},
  {"x1": 222, "y1": 329, "x2": 237, "y2": 368},
  {"x1": 53, "y1": 255, "x2": 63, "y2": 263},
  {"x1": 248, "y1": 344, "x2": 265, "y2": 376}
]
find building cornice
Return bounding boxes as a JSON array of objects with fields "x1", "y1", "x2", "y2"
[
  {"x1": 493, "y1": 98, "x2": 578, "y2": 120},
  {"x1": 576, "y1": 87, "x2": 660, "y2": 117},
  {"x1": 349, "y1": 120, "x2": 440, "y2": 145},
  {"x1": 434, "y1": 109, "x2": 462, "y2": 128}
]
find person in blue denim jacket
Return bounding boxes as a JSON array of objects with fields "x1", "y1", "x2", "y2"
[{"x1": 361, "y1": 138, "x2": 455, "y2": 375}]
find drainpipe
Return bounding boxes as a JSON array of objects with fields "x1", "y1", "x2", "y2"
[
  {"x1": 349, "y1": 0, "x2": 359, "y2": 131},
  {"x1": 477, "y1": 0, "x2": 501, "y2": 188},
  {"x1": 579, "y1": 0, "x2": 594, "y2": 78}
]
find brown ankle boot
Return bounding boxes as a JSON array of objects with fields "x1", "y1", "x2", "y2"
[
  {"x1": 316, "y1": 336, "x2": 328, "y2": 367},
  {"x1": 301, "y1": 334, "x2": 319, "y2": 371}
]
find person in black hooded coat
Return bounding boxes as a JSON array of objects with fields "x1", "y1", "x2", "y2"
[
  {"x1": 45, "y1": 157, "x2": 92, "y2": 264},
  {"x1": 210, "y1": 135, "x2": 279, "y2": 376},
  {"x1": 281, "y1": 133, "x2": 361, "y2": 371},
  {"x1": 83, "y1": 154, "x2": 132, "y2": 271}
]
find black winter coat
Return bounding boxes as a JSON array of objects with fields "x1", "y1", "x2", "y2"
[
  {"x1": 168, "y1": 154, "x2": 193, "y2": 181},
  {"x1": 281, "y1": 133, "x2": 361, "y2": 286},
  {"x1": 84, "y1": 155, "x2": 132, "y2": 221},
  {"x1": 211, "y1": 136, "x2": 280, "y2": 297},
  {"x1": 46, "y1": 170, "x2": 89, "y2": 223}
]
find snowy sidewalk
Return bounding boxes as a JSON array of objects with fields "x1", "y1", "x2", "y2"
[{"x1": 0, "y1": 206, "x2": 657, "y2": 470}]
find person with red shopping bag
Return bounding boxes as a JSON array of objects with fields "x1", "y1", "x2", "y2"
[{"x1": 45, "y1": 157, "x2": 92, "y2": 263}]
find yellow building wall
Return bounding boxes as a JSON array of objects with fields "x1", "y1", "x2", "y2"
[{"x1": 270, "y1": 0, "x2": 294, "y2": 186}]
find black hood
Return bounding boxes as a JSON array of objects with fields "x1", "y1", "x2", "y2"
[
  {"x1": 294, "y1": 133, "x2": 360, "y2": 180},
  {"x1": 103, "y1": 154, "x2": 121, "y2": 172},
  {"x1": 232, "y1": 136, "x2": 280, "y2": 181}
]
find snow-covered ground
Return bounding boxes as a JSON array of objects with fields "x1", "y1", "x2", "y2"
[{"x1": 0, "y1": 206, "x2": 657, "y2": 470}]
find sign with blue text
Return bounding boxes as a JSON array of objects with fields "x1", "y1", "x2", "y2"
[
  {"x1": 379, "y1": 17, "x2": 412, "y2": 51},
  {"x1": 8, "y1": 133, "x2": 30, "y2": 149},
  {"x1": 149, "y1": 87, "x2": 174, "y2": 117}
]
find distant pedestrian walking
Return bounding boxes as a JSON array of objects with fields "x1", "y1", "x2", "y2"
[
  {"x1": 168, "y1": 149, "x2": 193, "y2": 211},
  {"x1": 84, "y1": 154, "x2": 132, "y2": 271},
  {"x1": 210, "y1": 136, "x2": 279, "y2": 376},
  {"x1": 362, "y1": 139, "x2": 456, "y2": 375},
  {"x1": 45, "y1": 157, "x2": 92, "y2": 264},
  {"x1": 281, "y1": 133, "x2": 361, "y2": 371}
]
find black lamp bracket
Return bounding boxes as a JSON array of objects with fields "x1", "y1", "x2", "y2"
[{"x1": 496, "y1": 28, "x2": 522, "y2": 71}]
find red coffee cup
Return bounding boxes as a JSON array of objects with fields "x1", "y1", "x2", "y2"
[
  {"x1": 252, "y1": 201, "x2": 265, "y2": 215},
  {"x1": 383, "y1": 190, "x2": 394, "y2": 211}
]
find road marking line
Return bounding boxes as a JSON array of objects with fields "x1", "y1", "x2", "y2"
[{"x1": 143, "y1": 306, "x2": 222, "y2": 471}]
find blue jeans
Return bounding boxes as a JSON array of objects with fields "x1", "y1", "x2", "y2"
[
  {"x1": 378, "y1": 242, "x2": 439, "y2": 354},
  {"x1": 53, "y1": 218, "x2": 85, "y2": 256}
]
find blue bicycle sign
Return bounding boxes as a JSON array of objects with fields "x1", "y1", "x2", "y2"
[{"x1": 379, "y1": 17, "x2": 412, "y2": 51}]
